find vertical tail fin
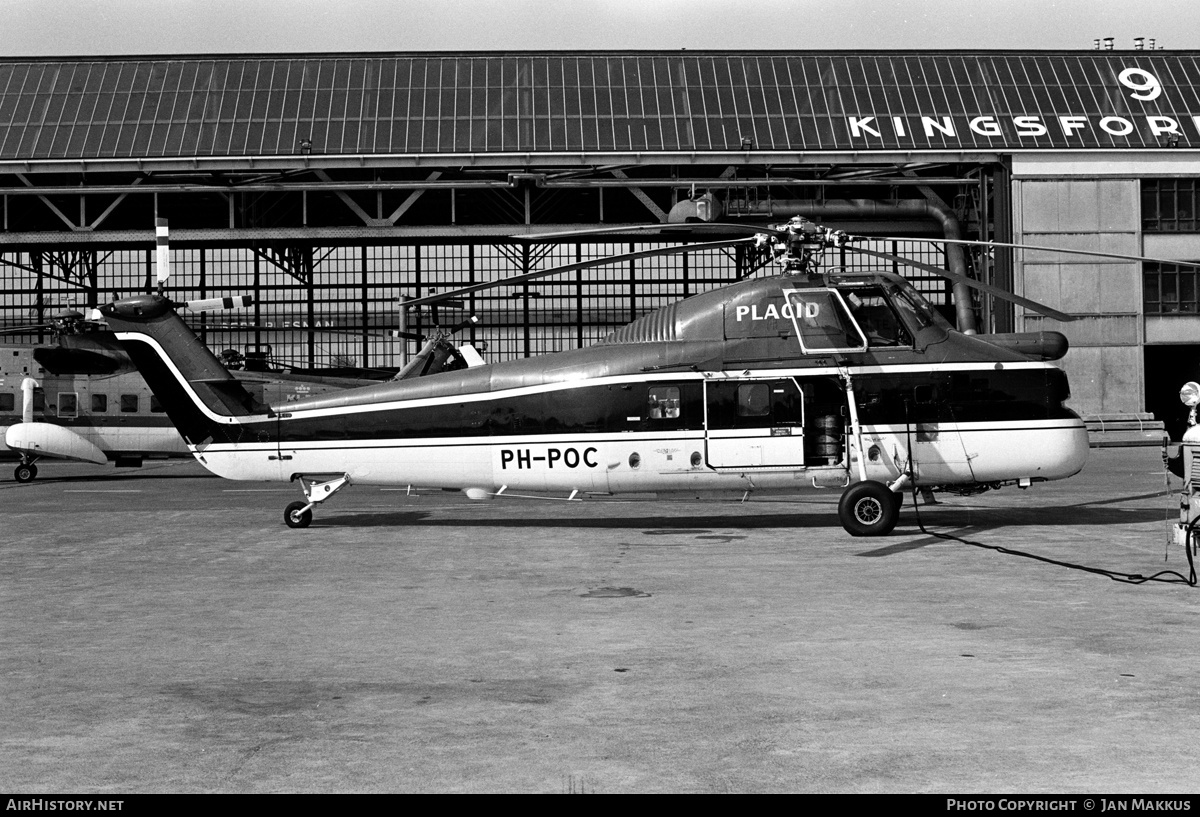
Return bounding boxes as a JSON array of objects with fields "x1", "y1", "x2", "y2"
[{"x1": 100, "y1": 294, "x2": 264, "y2": 445}]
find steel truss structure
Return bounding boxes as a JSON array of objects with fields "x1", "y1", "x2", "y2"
[
  {"x1": 0, "y1": 235, "x2": 954, "y2": 369},
  {"x1": 0, "y1": 52, "x2": 1036, "y2": 362}
]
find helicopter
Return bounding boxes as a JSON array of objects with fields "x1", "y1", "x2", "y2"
[{"x1": 95, "y1": 215, "x2": 1177, "y2": 536}]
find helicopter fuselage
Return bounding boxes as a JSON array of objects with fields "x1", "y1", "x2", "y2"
[
  {"x1": 185, "y1": 357, "x2": 1086, "y2": 495},
  {"x1": 102, "y1": 271, "x2": 1088, "y2": 534}
]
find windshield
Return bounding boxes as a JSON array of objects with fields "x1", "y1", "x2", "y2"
[
  {"x1": 887, "y1": 282, "x2": 953, "y2": 332},
  {"x1": 841, "y1": 286, "x2": 913, "y2": 347}
]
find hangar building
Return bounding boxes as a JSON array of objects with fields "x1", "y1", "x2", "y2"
[{"x1": 1, "y1": 49, "x2": 1198, "y2": 439}]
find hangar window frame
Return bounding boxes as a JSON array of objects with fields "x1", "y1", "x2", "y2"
[
  {"x1": 1142, "y1": 179, "x2": 1200, "y2": 233},
  {"x1": 1143, "y1": 261, "x2": 1200, "y2": 315}
]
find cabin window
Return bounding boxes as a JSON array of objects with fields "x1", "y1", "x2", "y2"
[
  {"x1": 120, "y1": 394, "x2": 139, "y2": 413},
  {"x1": 0, "y1": 393, "x2": 13, "y2": 412},
  {"x1": 150, "y1": 396, "x2": 166, "y2": 413},
  {"x1": 736, "y1": 383, "x2": 771, "y2": 417},
  {"x1": 647, "y1": 386, "x2": 680, "y2": 419},
  {"x1": 92, "y1": 394, "x2": 108, "y2": 413},
  {"x1": 58, "y1": 392, "x2": 78, "y2": 418}
]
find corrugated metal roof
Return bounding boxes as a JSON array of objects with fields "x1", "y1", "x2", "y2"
[{"x1": 2, "y1": 51, "x2": 1199, "y2": 159}]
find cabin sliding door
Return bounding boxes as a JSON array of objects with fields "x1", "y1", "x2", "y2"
[{"x1": 704, "y1": 379, "x2": 805, "y2": 469}]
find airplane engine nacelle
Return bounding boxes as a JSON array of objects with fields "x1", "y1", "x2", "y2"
[{"x1": 4, "y1": 422, "x2": 108, "y2": 465}]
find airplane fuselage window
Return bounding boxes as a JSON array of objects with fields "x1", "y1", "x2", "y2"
[
  {"x1": 120, "y1": 393, "x2": 139, "y2": 413},
  {"x1": 58, "y1": 392, "x2": 78, "y2": 418},
  {"x1": 92, "y1": 394, "x2": 108, "y2": 413},
  {"x1": 0, "y1": 392, "x2": 13, "y2": 412}
]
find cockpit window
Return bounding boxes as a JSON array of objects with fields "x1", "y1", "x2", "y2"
[
  {"x1": 784, "y1": 289, "x2": 867, "y2": 353},
  {"x1": 889, "y1": 284, "x2": 951, "y2": 331},
  {"x1": 842, "y1": 287, "x2": 912, "y2": 347}
]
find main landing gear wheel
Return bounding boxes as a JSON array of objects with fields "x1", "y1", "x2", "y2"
[
  {"x1": 838, "y1": 480, "x2": 900, "y2": 537},
  {"x1": 284, "y1": 501, "x2": 312, "y2": 529},
  {"x1": 14, "y1": 463, "x2": 37, "y2": 483}
]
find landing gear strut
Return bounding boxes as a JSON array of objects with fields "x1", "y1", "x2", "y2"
[{"x1": 284, "y1": 473, "x2": 351, "y2": 528}]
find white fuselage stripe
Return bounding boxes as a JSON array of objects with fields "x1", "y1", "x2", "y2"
[{"x1": 192, "y1": 418, "x2": 1084, "y2": 455}]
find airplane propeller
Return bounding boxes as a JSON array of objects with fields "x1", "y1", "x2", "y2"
[{"x1": 176, "y1": 295, "x2": 255, "y2": 312}]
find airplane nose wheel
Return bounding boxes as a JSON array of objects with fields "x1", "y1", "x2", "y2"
[
  {"x1": 14, "y1": 462, "x2": 37, "y2": 483},
  {"x1": 838, "y1": 480, "x2": 900, "y2": 536},
  {"x1": 284, "y1": 501, "x2": 313, "y2": 528}
]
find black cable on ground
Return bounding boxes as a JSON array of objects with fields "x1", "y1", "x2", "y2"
[
  {"x1": 901, "y1": 406, "x2": 1195, "y2": 587},
  {"x1": 908, "y1": 487, "x2": 1196, "y2": 586}
]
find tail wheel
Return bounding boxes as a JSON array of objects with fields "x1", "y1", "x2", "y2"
[
  {"x1": 14, "y1": 463, "x2": 37, "y2": 483},
  {"x1": 284, "y1": 501, "x2": 312, "y2": 529},
  {"x1": 838, "y1": 480, "x2": 900, "y2": 537}
]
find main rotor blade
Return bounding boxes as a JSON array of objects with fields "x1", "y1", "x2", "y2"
[
  {"x1": 518, "y1": 223, "x2": 785, "y2": 241},
  {"x1": 871, "y1": 235, "x2": 1200, "y2": 269},
  {"x1": 0, "y1": 323, "x2": 54, "y2": 334},
  {"x1": 846, "y1": 246, "x2": 1077, "y2": 323},
  {"x1": 193, "y1": 323, "x2": 424, "y2": 341},
  {"x1": 404, "y1": 238, "x2": 754, "y2": 308}
]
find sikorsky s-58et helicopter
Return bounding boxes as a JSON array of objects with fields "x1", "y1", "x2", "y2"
[{"x1": 99, "y1": 217, "x2": 1173, "y2": 536}]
